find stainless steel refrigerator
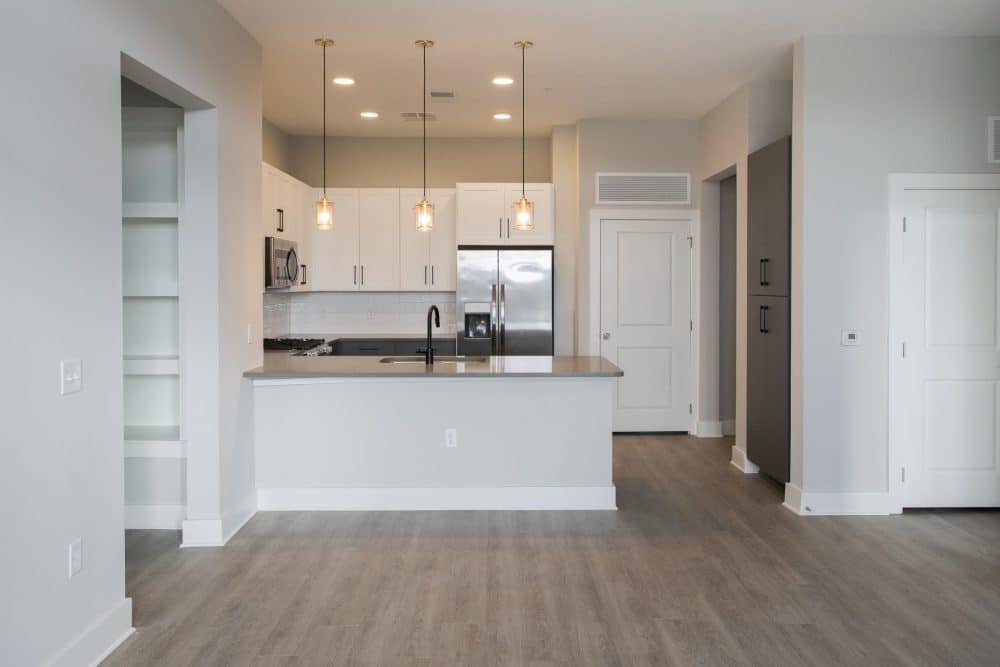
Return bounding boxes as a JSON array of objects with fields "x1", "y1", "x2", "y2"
[{"x1": 457, "y1": 248, "x2": 553, "y2": 356}]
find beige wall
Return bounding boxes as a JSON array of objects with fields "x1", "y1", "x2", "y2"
[
  {"x1": 262, "y1": 118, "x2": 292, "y2": 173},
  {"x1": 574, "y1": 119, "x2": 701, "y2": 356},
  {"x1": 286, "y1": 136, "x2": 551, "y2": 187}
]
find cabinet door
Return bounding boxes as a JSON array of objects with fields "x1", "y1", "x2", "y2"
[
  {"x1": 746, "y1": 295, "x2": 789, "y2": 483},
  {"x1": 261, "y1": 165, "x2": 285, "y2": 237},
  {"x1": 398, "y1": 188, "x2": 432, "y2": 290},
  {"x1": 456, "y1": 183, "x2": 506, "y2": 245},
  {"x1": 310, "y1": 188, "x2": 359, "y2": 291},
  {"x1": 358, "y1": 188, "x2": 400, "y2": 290},
  {"x1": 747, "y1": 136, "x2": 790, "y2": 296},
  {"x1": 291, "y1": 182, "x2": 312, "y2": 291},
  {"x1": 505, "y1": 183, "x2": 554, "y2": 245},
  {"x1": 428, "y1": 188, "x2": 456, "y2": 290}
]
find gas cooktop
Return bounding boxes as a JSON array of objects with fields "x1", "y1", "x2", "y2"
[{"x1": 263, "y1": 337, "x2": 325, "y2": 351}]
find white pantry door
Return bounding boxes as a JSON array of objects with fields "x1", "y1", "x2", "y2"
[
  {"x1": 899, "y1": 187, "x2": 1000, "y2": 507},
  {"x1": 601, "y1": 219, "x2": 692, "y2": 431}
]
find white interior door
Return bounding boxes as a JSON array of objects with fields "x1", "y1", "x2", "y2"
[
  {"x1": 898, "y1": 187, "x2": 1000, "y2": 507},
  {"x1": 601, "y1": 219, "x2": 692, "y2": 431}
]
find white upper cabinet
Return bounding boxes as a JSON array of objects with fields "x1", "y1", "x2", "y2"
[
  {"x1": 456, "y1": 182, "x2": 554, "y2": 246},
  {"x1": 358, "y1": 189, "x2": 400, "y2": 291},
  {"x1": 309, "y1": 188, "x2": 359, "y2": 291},
  {"x1": 263, "y1": 164, "x2": 315, "y2": 290},
  {"x1": 399, "y1": 188, "x2": 456, "y2": 291}
]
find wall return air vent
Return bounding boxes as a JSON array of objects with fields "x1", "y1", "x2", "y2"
[
  {"x1": 400, "y1": 111, "x2": 437, "y2": 121},
  {"x1": 989, "y1": 116, "x2": 1000, "y2": 164},
  {"x1": 596, "y1": 172, "x2": 691, "y2": 205}
]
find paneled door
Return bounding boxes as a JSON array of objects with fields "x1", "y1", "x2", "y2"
[
  {"x1": 897, "y1": 187, "x2": 1000, "y2": 507},
  {"x1": 600, "y1": 219, "x2": 692, "y2": 431},
  {"x1": 310, "y1": 188, "x2": 359, "y2": 291},
  {"x1": 358, "y1": 188, "x2": 399, "y2": 291}
]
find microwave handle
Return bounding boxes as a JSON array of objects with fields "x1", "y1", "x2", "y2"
[{"x1": 276, "y1": 208, "x2": 284, "y2": 233}]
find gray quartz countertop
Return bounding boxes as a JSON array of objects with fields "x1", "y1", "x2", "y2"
[{"x1": 246, "y1": 354, "x2": 623, "y2": 379}]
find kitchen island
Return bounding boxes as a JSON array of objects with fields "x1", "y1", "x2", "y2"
[{"x1": 245, "y1": 354, "x2": 622, "y2": 510}]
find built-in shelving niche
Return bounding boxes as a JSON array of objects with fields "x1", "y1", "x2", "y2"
[{"x1": 122, "y1": 105, "x2": 186, "y2": 528}]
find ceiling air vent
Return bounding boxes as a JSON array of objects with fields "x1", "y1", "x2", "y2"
[
  {"x1": 989, "y1": 116, "x2": 1000, "y2": 164},
  {"x1": 400, "y1": 111, "x2": 437, "y2": 121},
  {"x1": 596, "y1": 172, "x2": 690, "y2": 205}
]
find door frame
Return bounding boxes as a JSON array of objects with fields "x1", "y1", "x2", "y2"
[
  {"x1": 887, "y1": 173, "x2": 1000, "y2": 511},
  {"x1": 588, "y1": 208, "x2": 698, "y2": 433}
]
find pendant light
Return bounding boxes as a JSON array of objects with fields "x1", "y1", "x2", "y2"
[
  {"x1": 513, "y1": 40, "x2": 534, "y2": 231},
  {"x1": 414, "y1": 39, "x2": 435, "y2": 232},
  {"x1": 314, "y1": 38, "x2": 334, "y2": 230}
]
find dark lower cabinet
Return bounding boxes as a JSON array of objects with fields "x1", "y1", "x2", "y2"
[
  {"x1": 329, "y1": 338, "x2": 456, "y2": 356},
  {"x1": 747, "y1": 295, "x2": 790, "y2": 483}
]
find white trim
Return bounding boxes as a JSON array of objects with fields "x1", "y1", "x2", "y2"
[
  {"x1": 887, "y1": 173, "x2": 1000, "y2": 511},
  {"x1": 722, "y1": 419, "x2": 735, "y2": 436},
  {"x1": 180, "y1": 518, "x2": 224, "y2": 548},
  {"x1": 122, "y1": 201, "x2": 178, "y2": 218},
  {"x1": 595, "y1": 172, "x2": 691, "y2": 206},
  {"x1": 696, "y1": 420, "x2": 723, "y2": 437},
  {"x1": 987, "y1": 117, "x2": 999, "y2": 164},
  {"x1": 729, "y1": 446, "x2": 759, "y2": 473},
  {"x1": 124, "y1": 504, "x2": 185, "y2": 529},
  {"x1": 588, "y1": 208, "x2": 699, "y2": 433},
  {"x1": 257, "y1": 486, "x2": 617, "y2": 511},
  {"x1": 46, "y1": 597, "x2": 133, "y2": 667},
  {"x1": 221, "y1": 493, "x2": 257, "y2": 543},
  {"x1": 124, "y1": 441, "x2": 186, "y2": 459},
  {"x1": 783, "y1": 484, "x2": 896, "y2": 516}
]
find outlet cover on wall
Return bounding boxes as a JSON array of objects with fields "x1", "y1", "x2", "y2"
[
  {"x1": 841, "y1": 329, "x2": 862, "y2": 346},
  {"x1": 445, "y1": 428, "x2": 457, "y2": 448},
  {"x1": 60, "y1": 358, "x2": 82, "y2": 395}
]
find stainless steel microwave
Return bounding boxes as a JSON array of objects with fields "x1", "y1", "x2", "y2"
[{"x1": 264, "y1": 237, "x2": 301, "y2": 289}]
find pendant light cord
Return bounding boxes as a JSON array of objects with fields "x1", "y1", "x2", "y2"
[
  {"x1": 422, "y1": 42, "x2": 427, "y2": 198},
  {"x1": 322, "y1": 42, "x2": 327, "y2": 197},
  {"x1": 521, "y1": 43, "x2": 526, "y2": 195}
]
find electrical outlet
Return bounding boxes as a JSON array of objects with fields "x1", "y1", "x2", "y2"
[
  {"x1": 60, "y1": 359, "x2": 82, "y2": 395},
  {"x1": 445, "y1": 428, "x2": 457, "y2": 448},
  {"x1": 68, "y1": 539, "x2": 82, "y2": 578}
]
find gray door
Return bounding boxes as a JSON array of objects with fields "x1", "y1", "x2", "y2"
[
  {"x1": 456, "y1": 249, "x2": 499, "y2": 356},
  {"x1": 499, "y1": 249, "x2": 553, "y2": 355},
  {"x1": 747, "y1": 136, "x2": 791, "y2": 297},
  {"x1": 747, "y1": 294, "x2": 789, "y2": 483}
]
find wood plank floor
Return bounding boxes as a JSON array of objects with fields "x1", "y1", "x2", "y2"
[{"x1": 105, "y1": 435, "x2": 1000, "y2": 666}]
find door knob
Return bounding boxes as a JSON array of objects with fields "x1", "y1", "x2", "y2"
[{"x1": 602, "y1": 332, "x2": 611, "y2": 340}]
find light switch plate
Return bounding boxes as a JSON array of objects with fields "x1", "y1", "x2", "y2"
[
  {"x1": 68, "y1": 539, "x2": 82, "y2": 578},
  {"x1": 445, "y1": 428, "x2": 457, "y2": 448},
  {"x1": 60, "y1": 359, "x2": 82, "y2": 395},
  {"x1": 841, "y1": 329, "x2": 861, "y2": 347}
]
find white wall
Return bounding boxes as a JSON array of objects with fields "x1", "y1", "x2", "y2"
[
  {"x1": 0, "y1": 2, "x2": 260, "y2": 664},
  {"x1": 795, "y1": 36, "x2": 1000, "y2": 496},
  {"x1": 719, "y1": 175, "x2": 737, "y2": 427},
  {"x1": 262, "y1": 118, "x2": 292, "y2": 173},
  {"x1": 550, "y1": 125, "x2": 580, "y2": 355}
]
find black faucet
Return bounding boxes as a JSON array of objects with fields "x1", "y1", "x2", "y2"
[{"x1": 425, "y1": 305, "x2": 440, "y2": 365}]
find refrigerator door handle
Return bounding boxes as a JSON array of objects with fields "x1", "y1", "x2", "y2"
[
  {"x1": 490, "y1": 283, "x2": 499, "y2": 355},
  {"x1": 499, "y1": 283, "x2": 507, "y2": 355}
]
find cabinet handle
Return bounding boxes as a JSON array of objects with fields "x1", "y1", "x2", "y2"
[
  {"x1": 424, "y1": 265, "x2": 428, "y2": 285},
  {"x1": 361, "y1": 265, "x2": 365, "y2": 286},
  {"x1": 759, "y1": 258, "x2": 770, "y2": 286},
  {"x1": 759, "y1": 305, "x2": 769, "y2": 334},
  {"x1": 431, "y1": 265, "x2": 435, "y2": 285},
  {"x1": 353, "y1": 265, "x2": 357, "y2": 285},
  {"x1": 507, "y1": 218, "x2": 510, "y2": 238},
  {"x1": 300, "y1": 264, "x2": 307, "y2": 286},
  {"x1": 276, "y1": 208, "x2": 284, "y2": 233},
  {"x1": 499, "y1": 216, "x2": 503, "y2": 238}
]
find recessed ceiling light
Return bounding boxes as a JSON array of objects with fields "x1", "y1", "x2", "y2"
[
  {"x1": 360, "y1": 111, "x2": 379, "y2": 119},
  {"x1": 332, "y1": 77, "x2": 355, "y2": 86},
  {"x1": 492, "y1": 76, "x2": 514, "y2": 86},
  {"x1": 493, "y1": 112, "x2": 512, "y2": 120}
]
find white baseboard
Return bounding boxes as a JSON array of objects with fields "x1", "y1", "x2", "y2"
[
  {"x1": 181, "y1": 518, "x2": 224, "y2": 548},
  {"x1": 222, "y1": 494, "x2": 257, "y2": 543},
  {"x1": 783, "y1": 483, "x2": 896, "y2": 515},
  {"x1": 722, "y1": 419, "x2": 735, "y2": 436},
  {"x1": 696, "y1": 420, "x2": 723, "y2": 437},
  {"x1": 48, "y1": 597, "x2": 133, "y2": 667},
  {"x1": 729, "y1": 446, "x2": 759, "y2": 473},
  {"x1": 258, "y1": 485, "x2": 618, "y2": 511},
  {"x1": 124, "y1": 504, "x2": 184, "y2": 530}
]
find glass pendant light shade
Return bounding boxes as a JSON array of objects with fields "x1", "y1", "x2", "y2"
[
  {"x1": 415, "y1": 198, "x2": 434, "y2": 232},
  {"x1": 315, "y1": 196, "x2": 334, "y2": 231},
  {"x1": 513, "y1": 194, "x2": 534, "y2": 231}
]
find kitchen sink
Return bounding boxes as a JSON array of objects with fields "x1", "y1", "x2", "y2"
[{"x1": 378, "y1": 355, "x2": 488, "y2": 364}]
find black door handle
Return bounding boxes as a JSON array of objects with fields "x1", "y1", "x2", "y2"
[
  {"x1": 759, "y1": 258, "x2": 769, "y2": 286},
  {"x1": 759, "y1": 305, "x2": 769, "y2": 333}
]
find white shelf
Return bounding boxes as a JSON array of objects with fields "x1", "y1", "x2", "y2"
[
  {"x1": 124, "y1": 424, "x2": 181, "y2": 443},
  {"x1": 124, "y1": 355, "x2": 180, "y2": 376},
  {"x1": 123, "y1": 286, "x2": 178, "y2": 298},
  {"x1": 123, "y1": 202, "x2": 178, "y2": 218},
  {"x1": 125, "y1": 440, "x2": 186, "y2": 459}
]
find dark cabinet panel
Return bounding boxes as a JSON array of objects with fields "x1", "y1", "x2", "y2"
[
  {"x1": 747, "y1": 136, "x2": 791, "y2": 297},
  {"x1": 393, "y1": 339, "x2": 456, "y2": 356},
  {"x1": 331, "y1": 340, "x2": 394, "y2": 356},
  {"x1": 747, "y1": 295, "x2": 790, "y2": 483},
  {"x1": 329, "y1": 338, "x2": 456, "y2": 356}
]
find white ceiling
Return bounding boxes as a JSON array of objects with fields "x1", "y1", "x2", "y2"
[{"x1": 219, "y1": 0, "x2": 1000, "y2": 138}]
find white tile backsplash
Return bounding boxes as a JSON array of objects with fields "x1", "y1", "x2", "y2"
[{"x1": 276, "y1": 291, "x2": 456, "y2": 335}]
